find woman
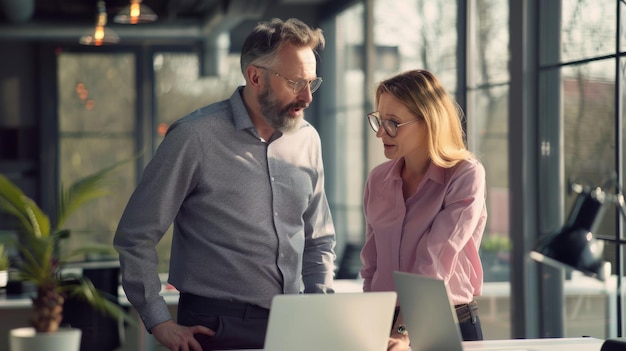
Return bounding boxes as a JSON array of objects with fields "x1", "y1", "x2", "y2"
[{"x1": 360, "y1": 69, "x2": 487, "y2": 350}]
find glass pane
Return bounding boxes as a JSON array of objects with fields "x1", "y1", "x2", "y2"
[
  {"x1": 153, "y1": 52, "x2": 242, "y2": 272},
  {"x1": 59, "y1": 138, "x2": 135, "y2": 247},
  {"x1": 58, "y1": 53, "x2": 135, "y2": 133},
  {"x1": 564, "y1": 287, "x2": 610, "y2": 337},
  {"x1": 465, "y1": 0, "x2": 511, "y2": 341},
  {"x1": 468, "y1": 85, "x2": 510, "y2": 339},
  {"x1": 373, "y1": 0, "x2": 457, "y2": 88},
  {"x1": 562, "y1": 59, "x2": 615, "y2": 338},
  {"x1": 468, "y1": 85, "x2": 509, "y2": 253},
  {"x1": 469, "y1": 0, "x2": 510, "y2": 86},
  {"x1": 623, "y1": 0, "x2": 626, "y2": 52},
  {"x1": 57, "y1": 52, "x2": 136, "y2": 260},
  {"x1": 321, "y1": 3, "x2": 366, "y2": 266},
  {"x1": 561, "y1": 0, "x2": 616, "y2": 63},
  {"x1": 154, "y1": 53, "x2": 243, "y2": 148},
  {"x1": 563, "y1": 61, "x2": 615, "y2": 193}
]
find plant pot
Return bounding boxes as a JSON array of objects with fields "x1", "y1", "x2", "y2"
[
  {"x1": 9, "y1": 327, "x2": 82, "y2": 351},
  {"x1": 0, "y1": 270, "x2": 7, "y2": 288}
]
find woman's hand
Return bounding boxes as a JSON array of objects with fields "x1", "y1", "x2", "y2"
[{"x1": 387, "y1": 334, "x2": 411, "y2": 351}]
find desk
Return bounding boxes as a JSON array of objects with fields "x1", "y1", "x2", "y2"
[
  {"x1": 235, "y1": 337, "x2": 606, "y2": 351},
  {"x1": 463, "y1": 337, "x2": 604, "y2": 350},
  {"x1": 480, "y1": 274, "x2": 620, "y2": 338},
  {"x1": 0, "y1": 278, "x2": 614, "y2": 351},
  {"x1": 0, "y1": 293, "x2": 32, "y2": 310}
]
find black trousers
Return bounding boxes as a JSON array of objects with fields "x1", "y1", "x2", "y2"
[
  {"x1": 177, "y1": 293, "x2": 270, "y2": 350},
  {"x1": 455, "y1": 300, "x2": 483, "y2": 341}
]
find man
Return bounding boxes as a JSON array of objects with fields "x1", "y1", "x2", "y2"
[{"x1": 114, "y1": 18, "x2": 336, "y2": 351}]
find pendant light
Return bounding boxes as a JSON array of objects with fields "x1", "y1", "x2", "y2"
[
  {"x1": 114, "y1": 0, "x2": 158, "y2": 24},
  {"x1": 79, "y1": 1, "x2": 120, "y2": 46}
]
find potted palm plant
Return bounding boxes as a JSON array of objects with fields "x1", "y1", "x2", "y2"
[
  {"x1": 0, "y1": 243, "x2": 8, "y2": 288},
  {"x1": 0, "y1": 165, "x2": 132, "y2": 351}
]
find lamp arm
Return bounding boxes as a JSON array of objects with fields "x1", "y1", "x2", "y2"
[
  {"x1": 613, "y1": 193, "x2": 626, "y2": 219},
  {"x1": 589, "y1": 192, "x2": 626, "y2": 246},
  {"x1": 595, "y1": 235, "x2": 626, "y2": 245}
]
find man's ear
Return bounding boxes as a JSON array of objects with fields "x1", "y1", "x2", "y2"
[{"x1": 246, "y1": 65, "x2": 263, "y2": 90}]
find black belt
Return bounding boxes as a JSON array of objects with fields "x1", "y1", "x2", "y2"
[
  {"x1": 455, "y1": 300, "x2": 479, "y2": 324},
  {"x1": 393, "y1": 299, "x2": 479, "y2": 326},
  {"x1": 179, "y1": 293, "x2": 270, "y2": 319}
]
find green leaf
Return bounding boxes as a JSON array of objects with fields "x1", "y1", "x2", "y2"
[
  {"x1": 56, "y1": 161, "x2": 126, "y2": 229},
  {"x1": 0, "y1": 158, "x2": 137, "y2": 332},
  {"x1": 0, "y1": 175, "x2": 50, "y2": 238},
  {"x1": 61, "y1": 276, "x2": 137, "y2": 327}
]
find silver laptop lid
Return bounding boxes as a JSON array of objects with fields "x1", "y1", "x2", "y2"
[
  {"x1": 264, "y1": 291, "x2": 397, "y2": 351},
  {"x1": 393, "y1": 271, "x2": 464, "y2": 351}
]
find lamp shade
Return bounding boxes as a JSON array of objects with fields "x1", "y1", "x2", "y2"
[
  {"x1": 79, "y1": 25, "x2": 120, "y2": 46},
  {"x1": 79, "y1": 1, "x2": 119, "y2": 46},
  {"x1": 114, "y1": 0, "x2": 157, "y2": 24},
  {"x1": 530, "y1": 186, "x2": 607, "y2": 280},
  {"x1": 531, "y1": 227, "x2": 605, "y2": 280}
]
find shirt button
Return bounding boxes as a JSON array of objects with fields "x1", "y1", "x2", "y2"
[
  {"x1": 274, "y1": 212, "x2": 278, "y2": 216},
  {"x1": 271, "y1": 177, "x2": 275, "y2": 181}
]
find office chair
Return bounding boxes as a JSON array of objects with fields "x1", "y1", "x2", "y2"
[
  {"x1": 335, "y1": 243, "x2": 363, "y2": 280},
  {"x1": 62, "y1": 262, "x2": 124, "y2": 351}
]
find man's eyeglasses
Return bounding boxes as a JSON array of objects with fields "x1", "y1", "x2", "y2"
[
  {"x1": 256, "y1": 66, "x2": 323, "y2": 94},
  {"x1": 367, "y1": 112, "x2": 420, "y2": 138}
]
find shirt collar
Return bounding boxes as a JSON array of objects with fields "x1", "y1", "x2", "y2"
[
  {"x1": 384, "y1": 157, "x2": 446, "y2": 185},
  {"x1": 228, "y1": 86, "x2": 311, "y2": 137},
  {"x1": 229, "y1": 86, "x2": 255, "y2": 131}
]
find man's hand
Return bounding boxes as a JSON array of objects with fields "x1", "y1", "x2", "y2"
[
  {"x1": 151, "y1": 319, "x2": 215, "y2": 351},
  {"x1": 387, "y1": 334, "x2": 411, "y2": 351}
]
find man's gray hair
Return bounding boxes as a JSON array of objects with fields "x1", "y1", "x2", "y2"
[{"x1": 240, "y1": 18, "x2": 325, "y2": 74}]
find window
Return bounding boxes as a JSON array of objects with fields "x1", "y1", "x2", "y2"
[
  {"x1": 57, "y1": 51, "x2": 136, "y2": 258},
  {"x1": 151, "y1": 51, "x2": 242, "y2": 272},
  {"x1": 556, "y1": 0, "x2": 622, "y2": 338}
]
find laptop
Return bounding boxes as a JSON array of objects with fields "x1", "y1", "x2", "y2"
[
  {"x1": 393, "y1": 271, "x2": 539, "y2": 351},
  {"x1": 393, "y1": 271, "x2": 464, "y2": 351},
  {"x1": 263, "y1": 291, "x2": 397, "y2": 351}
]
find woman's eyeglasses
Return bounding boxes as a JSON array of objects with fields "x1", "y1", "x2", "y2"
[
  {"x1": 256, "y1": 66, "x2": 323, "y2": 94},
  {"x1": 367, "y1": 112, "x2": 419, "y2": 138}
]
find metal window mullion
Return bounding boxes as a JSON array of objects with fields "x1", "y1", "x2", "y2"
[{"x1": 614, "y1": 0, "x2": 624, "y2": 338}]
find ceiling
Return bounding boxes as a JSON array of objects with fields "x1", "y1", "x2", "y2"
[
  {"x1": 32, "y1": 0, "x2": 245, "y2": 23},
  {"x1": 0, "y1": 0, "x2": 349, "y2": 45},
  {"x1": 3, "y1": 0, "x2": 337, "y2": 25}
]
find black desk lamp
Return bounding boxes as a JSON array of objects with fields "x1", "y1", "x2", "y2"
[
  {"x1": 530, "y1": 181, "x2": 626, "y2": 350},
  {"x1": 530, "y1": 183, "x2": 609, "y2": 280}
]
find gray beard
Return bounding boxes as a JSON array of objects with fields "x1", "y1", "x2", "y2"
[{"x1": 258, "y1": 87, "x2": 304, "y2": 134}]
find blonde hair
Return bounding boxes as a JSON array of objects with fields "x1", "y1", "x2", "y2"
[{"x1": 375, "y1": 69, "x2": 474, "y2": 168}]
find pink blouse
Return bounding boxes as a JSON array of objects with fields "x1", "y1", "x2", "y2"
[{"x1": 360, "y1": 157, "x2": 487, "y2": 305}]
